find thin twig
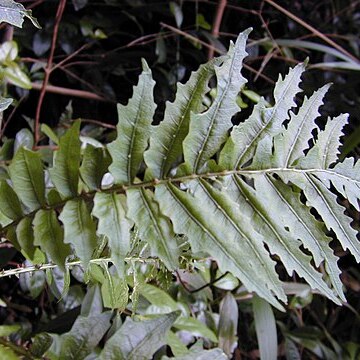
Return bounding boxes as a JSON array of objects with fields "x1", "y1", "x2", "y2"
[
  {"x1": 75, "y1": 118, "x2": 116, "y2": 129},
  {"x1": 160, "y1": 22, "x2": 275, "y2": 84},
  {"x1": 31, "y1": 82, "x2": 114, "y2": 103},
  {"x1": 264, "y1": 0, "x2": 359, "y2": 64},
  {"x1": 34, "y1": 0, "x2": 67, "y2": 147},
  {"x1": 208, "y1": 0, "x2": 227, "y2": 59}
]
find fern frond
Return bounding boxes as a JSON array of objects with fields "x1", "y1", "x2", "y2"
[{"x1": 1, "y1": 29, "x2": 359, "y2": 309}]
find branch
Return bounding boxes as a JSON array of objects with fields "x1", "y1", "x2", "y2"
[
  {"x1": 208, "y1": 0, "x2": 227, "y2": 59},
  {"x1": 31, "y1": 82, "x2": 114, "y2": 103},
  {"x1": 0, "y1": 257, "x2": 160, "y2": 278},
  {"x1": 34, "y1": 0, "x2": 67, "y2": 147},
  {"x1": 264, "y1": 0, "x2": 360, "y2": 64}
]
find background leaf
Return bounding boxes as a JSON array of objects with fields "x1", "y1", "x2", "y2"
[{"x1": 99, "y1": 311, "x2": 179, "y2": 360}]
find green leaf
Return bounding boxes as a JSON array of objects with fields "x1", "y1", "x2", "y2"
[
  {"x1": 80, "y1": 145, "x2": 111, "y2": 190},
  {"x1": 33, "y1": 209, "x2": 71, "y2": 270},
  {"x1": 81, "y1": 284, "x2": 103, "y2": 317},
  {"x1": 108, "y1": 59, "x2": 156, "y2": 184},
  {"x1": 0, "y1": 180, "x2": 23, "y2": 220},
  {"x1": 0, "y1": 97, "x2": 12, "y2": 112},
  {"x1": 174, "y1": 317, "x2": 218, "y2": 343},
  {"x1": 300, "y1": 114, "x2": 348, "y2": 169},
  {"x1": 163, "y1": 348, "x2": 228, "y2": 360},
  {"x1": 92, "y1": 192, "x2": 131, "y2": 275},
  {"x1": 272, "y1": 84, "x2": 331, "y2": 167},
  {"x1": 139, "y1": 283, "x2": 179, "y2": 313},
  {"x1": 49, "y1": 120, "x2": 81, "y2": 198},
  {"x1": 4, "y1": 63, "x2": 31, "y2": 89},
  {"x1": 228, "y1": 174, "x2": 341, "y2": 304},
  {"x1": 0, "y1": 344, "x2": 20, "y2": 360},
  {"x1": 99, "y1": 312, "x2": 179, "y2": 360},
  {"x1": 144, "y1": 54, "x2": 222, "y2": 179},
  {"x1": 183, "y1": 29, "x2": 250, "y2": 172},
  {"x1": 220, "y1": 62, "x2": 305, "y2": 169},
  {"x1": 8, "y1": 147, "x2": 45, "y2": 211},
  {"x1": 155, "y1": 181, "x2": 285, "y2": 310},
  {"x1": 0, "y1": 325, "x2": 20, "y2": 337},
  {"x1": 16, "y1": 216, "x2": 36, "y2": 260},
  {"x1": 166, "y1": 331, "x2": 190, "y2": 357},
  {"x1": 101, "y1": 269, "x2": 128, "y2": 310},
  {"x1": 30, "y1": 333, "x2": 53, "y2": 358},
  {"x1": 288, "y1": 173, "x2": 360, "y2": 262},
  {"x1": 59, "y1": 199, "x2": 97, "y2": 267},
  {"x1": 59, "y1": 312, "x2": 112, "y2": 360},
  {"x1": 40, "y1": 124, "x2": 59, "y2": 145},
  {"x1": 253, "y1": 295, "x2": 278, "y2": 360},
  {"x1": 0, "y1": 0, "x2": 41, "y2": 28},
  {"x1": 127, "y1": 188, "x2": 179, "y2": 270},
  {"x1": 218, "y1": 292, "x2": 238, "y2": 356}
]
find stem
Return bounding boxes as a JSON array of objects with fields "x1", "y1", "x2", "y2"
[
  {"x1": 34, "y1": 0, "x2": 67, "y2": 147},
  {"x1": 208, "y1": 0, "x2": 227, "y2": 59},
  {"x1": 264, "y1": 0, "x2": 359, "y2": 64},
  {"x1": 31, "y1": 82, "x2": 113, "y2": 102},
  {"x1": 0, "y1": 257, "x2": 159, "y2": 278},
  {"x1": 160, "y1": 22, "x2": 274, "y2": 84},
  {"x1": 0, "y1": 166, "x2": 354, "y2": 238}
]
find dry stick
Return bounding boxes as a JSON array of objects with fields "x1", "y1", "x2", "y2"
[
  {"x1": 264, "y1": 0, "x2": 360, "y2": 64},
  {"x1": 208, "y1": 0, "x2": 227, "y2": 59},
  {"x1": 31, "y1": 82, "x2": 113, "y2": 103},
  {"x1": 160, "y1": 22, "x2": 275, "y2": 84},
  {"x1": 34, "y1": 0, "x2": 67, "y2": 147}
]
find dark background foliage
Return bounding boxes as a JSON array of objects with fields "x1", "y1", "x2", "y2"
[{"x1": 0, "y1": 1, "x2": 360, "y2": 358}]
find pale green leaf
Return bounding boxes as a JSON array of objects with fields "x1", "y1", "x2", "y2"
[
  {"x1": 59, "y1": 199, "x2": 97, "y2": 267},
  {"x1": 166, "y1": 331, "x2": 190, "y2": 357},
  {"x1": 139, "y1": 283, "x2": 179, "y2": 313},
  {"x1": 253, "y1": 295, "x2": 278, "y2": 360},
  {"x1": 0, "y1": 97, "x2": 12, "y2": 112},
  {"x1": 300, "y1": 114, "x2": 348, "y2": 169},
  {"x1": 59, "y1": 312, "x2": 112, "y2": 360},
  {"x1": 288, "y1": 173, "x2": 360, "y2": 262},
  {"x1": 93, "y1": 192, "x2": 131, "y2": 275},
  {"x1": 33, "y1": 209, "x2": 71, "y2": 270},
  {"x1": 101, "y1": 269, "x2": 128, "y2": 310},
  {"x1": 40, "y1": 124, "x2": 59, "y2": 144},
  {"x1": 162, "y1": 348, "x2": 228, "y2": 360},
  {"x1": 144, "y1": 57, "x2": 222, "y2": 179},
  {"x1": 228, "y1": 174, "x2": 341, "y2": 304},
  {"x1": 220, "y1": 62, "x2": 305, "y2": 169},
  {"x1": 99, "y1": 312, "x2": 179, "y2": 360},
  {"x1": 49, "y1": 120, "x2": 81, "y2": 198},
  {"x1": 0, "y1": 0, "x2": 41, "y2": 28},
  {"x1": 0, "y1": 180, "x2": 23, "y2": 220},
  {"x1": 174, "y1": 317, "x2": 217, "y2": 343},
  {"x1": 323, "y1": 157, "x2": 360, "y2": 211},
  {"x1": 155, "y1": 181, "x2": 285, "y2": 310},
  {"x1": 183, "y1": 28, "x2": 250, "y2": 172},
  {"x1": 8, "y1": 147, "x2": 45, "y2": 211},
  {"x1": 218, "y1": 292, "x2": 238, "y2": 356},
  {"x1": 80, "y1": 145, "x2": 111, "y2": 190},
  {"x1": 108, "y1": 59, "x2": 156, "y2": 184},
  {"x1": 273, "y1": 84, "x2": 330, "y2": 167},
  {"x1": 4, "y1": 63, "x2": 31, "y2": 89},
  {"x1": 127, "y1": 188, "x2": 179, "y2": 270}
]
